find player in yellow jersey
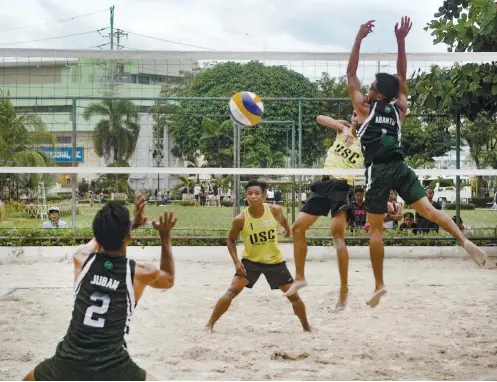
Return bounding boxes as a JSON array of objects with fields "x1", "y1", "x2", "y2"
[
  {"x1": 206, "y1": 179, "x2": 311, "y2": 332},
  {"x1": 285, "y1": 112, "x2": 363, "y2": 311}
]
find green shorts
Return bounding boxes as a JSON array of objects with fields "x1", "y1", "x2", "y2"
[
  {"x1": 33, "y1": 354, "x2": 146, "y2": 381},
  {"x1": 364, "y1": 160, "x2": 426, "y2": 214}
]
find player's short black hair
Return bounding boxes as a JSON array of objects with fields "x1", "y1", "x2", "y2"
[
  {"x1": 403, "y1": 212, "x2": 414, "y2": 219},
  {"x1": 375, "y1": 73, "x2": 400, "y2": 102},
  {"x1": 245, "y1": 179, "x2": 268, "y2": 192},
  {"x1": 354, "y1": 187, "x2": 364, "y2": 194},
  {"x1": 92, "y1": 202, "x2": 131, "y2": 251}
]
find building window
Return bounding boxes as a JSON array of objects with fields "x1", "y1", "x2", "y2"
[{"x1": 56, "y1": 136, "x2": 72, "y2": 144}]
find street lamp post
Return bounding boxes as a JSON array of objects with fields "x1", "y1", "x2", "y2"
[{"x1": 153, "y1": 148, "x2": 164, "y2": 195}]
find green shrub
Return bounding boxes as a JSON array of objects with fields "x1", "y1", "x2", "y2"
[
  {"x1": 180, "y1": 200, "x2": 196, "y2": 207},
  {"x1": 469, "y1": 197, "x2": 494, "y2": 208},
  {"x1": 444, "y1": 203, "x2": 475, "y2": 210}
]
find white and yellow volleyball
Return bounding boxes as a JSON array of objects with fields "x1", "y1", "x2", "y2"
[{"x1": 229, "y1": 91, "x2": 264, "y2": 127}]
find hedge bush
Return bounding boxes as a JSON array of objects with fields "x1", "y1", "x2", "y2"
[
  {"x1": 469, "y1": 197, "x2": 494, "y2": 208},
  {"x1": 444, "y1": 203, "x2": 475, "y2": 210},
  {"x1": 0, "y1": 227, "x2": 495, "y2": 247}
]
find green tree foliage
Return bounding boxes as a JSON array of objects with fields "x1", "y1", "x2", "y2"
[
  {"x1": 169, "y1": 61, "x2": 327, "y2": 167},
  {"x1": 426, "y1": 0, "x2": 497, "y2": 52},
  {"x1": 410, "y1": 0, "x2": 497, "y2": 169},
  {"x1": 83, "y1": 99, "x2": 141, "y2": 163},
  {"x1": 0, "y1": 96, "x2": 57, "y2": 192},
  {"x1": 461, "y1": 112, "x2": 497, "y2": 168},
  {"x1": 402, "y1": 114, "x2": 455, "y2": 162},
  {"x1": 149, "y1": 76, "x2": 189, "y2": 155},
  {"x1": 199, "y1": 119, "x2": 234, "y2": 168}
]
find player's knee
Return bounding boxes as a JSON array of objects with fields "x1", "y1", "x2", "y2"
[
  {"x1": 332, "y1": 237, "x2": 346, "y2": 251},
  {"x1": 292, "y1": 223, "x2": 306, "y2": 237},
  {"x1": 287, "y1": 293, "x2": 302, "y2": 304},
  {"x1": 224, "y1": 287, "x2": 240, "y2": 300},
  {"x1": 369, "y1": 230, "x2": 383, "y2": 245}
]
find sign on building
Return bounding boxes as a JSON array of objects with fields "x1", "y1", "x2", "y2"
[{"x1": 38, "y1": 147, "x2": 84, "y2": 163}]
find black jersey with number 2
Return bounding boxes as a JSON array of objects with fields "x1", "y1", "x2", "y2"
[{"x1": 54, "y1": 252, "x2": 137, "y2": 371}]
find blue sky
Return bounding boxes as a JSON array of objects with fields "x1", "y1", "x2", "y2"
[{"x1": 0, "y1": 0, "x2": 448, "y2": 52}]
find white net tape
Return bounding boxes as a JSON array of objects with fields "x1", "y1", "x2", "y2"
[{"x1": 1, "y1": 167, "x2": 496, "y2": 177}]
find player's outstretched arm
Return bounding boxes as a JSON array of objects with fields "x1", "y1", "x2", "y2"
[
  {"x1": 227, "y1": 214, "x2": 246, "y2": 276},
  {"x1": 394, "y1": 16, "x2": 412, "y2": 117},
  {"x1": 347, "y1": 20, "x2": 374, "y2": 118},
  {"x1": 316, "y1": 116, "x2": 350, "y2": 132},
  {"x1": 147, "y1": 211, "x2": 177, "y2": 289},
  {"x1": 269, "y1": 204, "x2": 291, "y2": 238},
  {"x1": 317, "y1": 116, "x2": 356, "y2": 146}
]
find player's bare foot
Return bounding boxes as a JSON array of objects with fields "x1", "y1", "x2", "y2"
[
  {"x1": 334, "y1": 288, "x2": 348, "y2": 312},
  {"x1": 462, "y1": 239, "x2": 488, "y2": 268},
  {"x1": 366, "y1": 287, "x2": 387, "y2": 308},
  {"x1": 283, "y1": 279, "x2": 308, "y2": 297},
  {"x1": 303, "y1": 324, "x2": 312, "y2": 332},
  {"x1": 205, "y1": 324, "x2": 214, "y2": 333}
]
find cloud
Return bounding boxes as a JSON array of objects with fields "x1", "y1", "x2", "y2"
[{"x1": 0, "y1": 0, "x2": 447, "y2": 54}]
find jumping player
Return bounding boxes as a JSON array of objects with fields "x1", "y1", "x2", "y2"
[
  {"x1": 23, "y1": 196, "x2": 177, "y2": 381},
  {"x1": 284, "y1": 113, "x2": 364, "y2": 311},
  {"x1": 346, "y1": 16, "x2": 488, "y2": 307},
  {"x1": 206, "y1": 179, "x2": 311, "y2": 332}
]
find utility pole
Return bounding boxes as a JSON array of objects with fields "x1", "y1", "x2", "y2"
[
  {"x1": 114, "y1": 29, "x2": 128, "y2": 50},
  {"x1": 110, "y1": 5, "x2": 114, "y2": 50}
]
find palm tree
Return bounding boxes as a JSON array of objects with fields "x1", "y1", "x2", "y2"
[
  {"x1": 83, "y1": 99, "x2": 140, "y2": 163},
  {"x1": 184, "y1": 155, "x2": 208, "y2": 184},
  {"x1": 244, "y1": 144, "x2": 287, "y2": 168},
  {"x1": 0, "y1": 96, "x2": 56, "y2": 198},
  {"x1": 172, "y1": 175, "x2": 195, "y2": 197}
]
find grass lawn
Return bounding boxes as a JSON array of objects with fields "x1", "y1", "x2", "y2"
[{"x1": 0, "y1": 204, "x2": 496, "y2": 237}]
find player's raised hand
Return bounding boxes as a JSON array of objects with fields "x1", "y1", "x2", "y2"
[
  {"x1": 357, "y1": 20, "x2": 375, "y2": 40},
  {"x1": 131, "y1": 194, "x2": 148, "y2": 230},
  {"x1": 152, "y1": 211, "x2": 178, "y2": 234},
  {"x1": 395, "y1": 16, "x2": 412, "y2": 41}
]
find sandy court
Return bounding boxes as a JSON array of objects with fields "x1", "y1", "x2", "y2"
[{"x1": 0, "y1": 251, "x2": 496, "y2": 380}]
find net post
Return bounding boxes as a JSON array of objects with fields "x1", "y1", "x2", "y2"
[
  {"x1": 455, "y1": 112, "x2": 461, "y2": 225},
  {"x1": 291, "y1": 123, "x2": 296, "y2": 224},
  {"x1": 71, "y1": 98, "x2": 77, "y2": 235},
  {"x1": 298, "y1": 100, "x2": 303, "y2": 211},
  {"x1": 233, "y1": 121, "x2": 240, "y2": 218}
]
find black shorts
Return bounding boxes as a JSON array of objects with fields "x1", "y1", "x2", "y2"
[
  {"x1": 34, "y1": 354, "x2": 146, "y2": 381},
  {"x1": 365, "y1": 160, "x2": 426, "y2": 214},
  {"x1": 300, "y1": 178, "x2": 353, "y2": 218},
  {"x1": 235, "y1": 259, "x2": 294, "y2": 290}
]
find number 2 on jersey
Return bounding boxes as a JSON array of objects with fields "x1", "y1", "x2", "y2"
[{"x1": 83, "y1": 292, "x2": 111, "y2": 328}]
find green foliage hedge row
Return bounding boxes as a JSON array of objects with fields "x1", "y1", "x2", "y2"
[
  {"x1": 0, "y1": 228, "x2": 495, "y2": 247},
  {"x1": 444, "y1": 203, "x2": 475, "y2": 210}
]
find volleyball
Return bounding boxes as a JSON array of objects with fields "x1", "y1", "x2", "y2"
[{"x1": 229, "y1": 91, "x2": 264, "y2": 127}]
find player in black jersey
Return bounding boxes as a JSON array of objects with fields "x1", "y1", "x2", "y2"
[
  {"x1": 346, "y1": 17, "x2": 488, "y2": 308},
  {"x1": 23, "y1": 196, "x2": 177, "y2": 381}
]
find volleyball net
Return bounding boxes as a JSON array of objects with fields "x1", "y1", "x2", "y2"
[{"x1": 0, "y1": 49, "x2": 496, "y2": 242}]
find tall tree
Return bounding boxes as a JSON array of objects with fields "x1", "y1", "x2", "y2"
[
  {"x1": 169, "y1": 61, "x2": 327, "y2": 167},
  {"x1": 83, "y1": 99, "x2": 141, "y2": 163},
  {"x1": 410, "y1": 0, "x2": 497, "y2": 171}
]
